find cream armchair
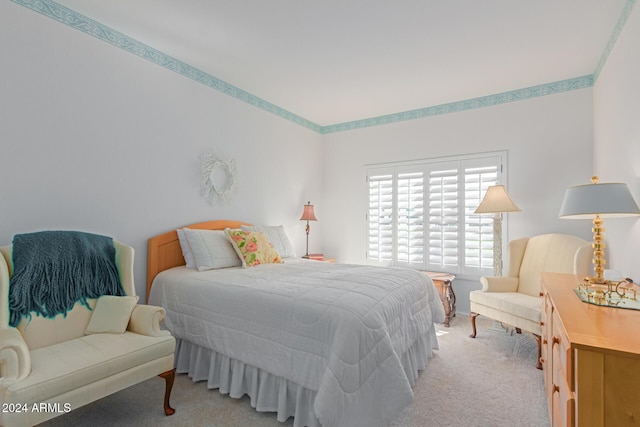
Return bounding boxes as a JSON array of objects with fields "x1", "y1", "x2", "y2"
[
  {"x1": 0, "y1": 240, "x2": 176, "y2": 427},
  {"x1": 469, "y1": 233, "x2": 591, "y2": 369}
]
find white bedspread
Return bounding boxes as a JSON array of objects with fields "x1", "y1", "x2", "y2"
[{"x1": 149, "y1": 260, "x2": 445, "y2": 427}]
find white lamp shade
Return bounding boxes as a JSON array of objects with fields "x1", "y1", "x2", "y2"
[
  {"x1": 474, "y1": 185, "x2": 521, "y2": 214},
  {"x1": 559, "y1": 182, "x2": 640, "y2": 218}
]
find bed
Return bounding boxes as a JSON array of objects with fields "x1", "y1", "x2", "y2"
[{"x1": 147, "y1": 220, "x2": 445, "y2": 427}]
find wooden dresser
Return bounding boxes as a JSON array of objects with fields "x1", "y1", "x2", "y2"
[{"x1": 540, "y1": 272, "x2": 640, "y2": 427}]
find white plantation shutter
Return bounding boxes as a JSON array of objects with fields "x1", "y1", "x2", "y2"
[
  {"x1": 368, "y1": 171, "x2": 394, "y2": 264},
  {"x1": 427, "y1": 164, "x2": 459, "y2": 270},
  {"x1": 396, "y1": 171, "x2": 424, "y2": 266},
  {"x1": 464, "y1": 162, "x2": 499, "y2": 271},
  {"x1": 366, "y1": 152, "x2": 505, "y2": 276}
]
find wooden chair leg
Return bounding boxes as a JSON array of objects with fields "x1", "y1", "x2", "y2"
[
  {"x1": 469, "y1": 312, "x2": 479, "y2": 338},
  {"x1": 159, "y1": 369, "x2": 176, "y2": 415},
  {"x1": 533, "y1": 334, "x2": 543, "y2": 370}
]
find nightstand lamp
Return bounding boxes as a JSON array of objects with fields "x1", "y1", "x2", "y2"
[
  {"x1": 299, "y1": 201, "x2": 317, "y2": 258},
  {"x1": 559, "y1": 176, "x2": 640, "y2": 286}
]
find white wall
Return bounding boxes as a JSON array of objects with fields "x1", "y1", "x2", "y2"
[
  {"x1": 1, "y1": 1, "x2": 606, "y2": 316},
  {"x1": 0, "y1": 2, "x2": 324, "y2": 301},
  {"x1": 593, "y1": 5, "x2": 640, "y2": 282},
  {"x1": 322, "y1": 89, "x2": 594, "y2": 314}
]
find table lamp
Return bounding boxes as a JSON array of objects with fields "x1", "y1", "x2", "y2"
[
  {"x1": 299, "y1": 201, "x2": 317, "y2": 258},
  {"x1": 474, "y1": 185, "x2": 521, "y2": 276},
  {"x1": 559, "y1": 176, "x2": 640, "y2": 285}
]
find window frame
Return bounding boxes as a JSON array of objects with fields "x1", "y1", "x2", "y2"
[{"x1": 365, "y1": 151, "x2": 508, "y2": 278}]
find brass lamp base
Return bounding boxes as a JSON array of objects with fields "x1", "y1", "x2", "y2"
[
  {"x1": 581, "y1": 193, "x2": 635, "y2": 305},
  {"x1": 590, "y1": 213, "x2": 607, "y2": 284},
  {"x1": 582, "y1": 198, "x2": 632, "y2": 303}
]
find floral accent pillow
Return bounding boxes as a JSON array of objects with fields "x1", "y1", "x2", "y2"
[{"x1": 225, "y1": 229, "x2": 282, "y2": 267}]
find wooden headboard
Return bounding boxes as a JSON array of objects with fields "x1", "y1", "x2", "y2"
[{"x1": 146, "y1": 220, "x2": 251, "y2": 301}]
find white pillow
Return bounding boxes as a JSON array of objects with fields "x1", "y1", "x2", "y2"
[
  {"x1": 182, "y1": 228, "x2": 242, "y2": 271},
  {"x1": 85, "y1": 295, "x2": 139, "y2": 334},
  {"x1": 176, "y1": 229, "x2": 196, "y2": 268},
  {"x1": 241, "y1": 225, "x2": 296, "y2": 258}
]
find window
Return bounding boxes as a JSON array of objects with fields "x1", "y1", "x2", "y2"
[{"x1": 366, "y1": 151, "x2": 506, "y2": 276}]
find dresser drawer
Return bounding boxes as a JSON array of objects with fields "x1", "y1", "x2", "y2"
[
  {"x1": 552, "y1": 309, "x2": 573, "y2": 385},
  {"x1": 551, "y1": 305, "x2": 575, "y2": 427},
  {"x1": 552, "y1": 374, "x2": 575, "y2": 427},
  {"x1": 541, "y1": 293, "x2": 554, "y2": 409},
  {"x1": 552, "y1": 337, "x2": 572, "y2": 420}
]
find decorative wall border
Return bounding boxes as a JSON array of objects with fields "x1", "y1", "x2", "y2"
[
  {"x1": 10, "y1": 0, "x2": 635, "y2": 135},
  {"x1": 593, "y1": 0, "x2": 637, "y2": 81},
  {"x1": 320, "y1": 76, "x2": 594, "y2": 134},
  {"x1": 10, "y1": 0, "x2": 322, "y2": 133}
]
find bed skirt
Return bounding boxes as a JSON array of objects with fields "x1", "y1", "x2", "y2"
[{"x1": 174, "y1": 324, "x2": 439, "y2": 427}]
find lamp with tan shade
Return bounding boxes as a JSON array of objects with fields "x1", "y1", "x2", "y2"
[
  {"x1": 474, "y1": 185, "x2": 521, "y2": 276},
  {"x1": 299, "y1": 201, "x2": 318, "y2": 258}
]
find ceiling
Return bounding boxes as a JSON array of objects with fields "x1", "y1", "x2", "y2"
[{"x1": 52, "y1": 1, "x2": 630, "y2": 127}]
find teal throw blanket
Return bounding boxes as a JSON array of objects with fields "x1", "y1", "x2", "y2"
[{"x1": 9, "y1": 231, "x2": 125, "y2": 327}]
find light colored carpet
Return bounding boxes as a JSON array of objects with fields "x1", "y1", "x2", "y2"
[{"x1": 39, "y1": 316, "x2": 550, "y2": 427}]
